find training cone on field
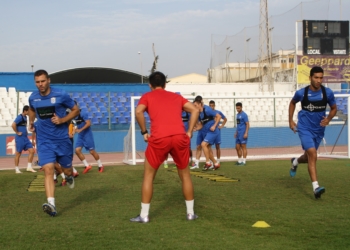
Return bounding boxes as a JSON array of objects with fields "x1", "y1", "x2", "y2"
[{"x1": 252, "y1": 221, "x2": 271, "y2": 228}]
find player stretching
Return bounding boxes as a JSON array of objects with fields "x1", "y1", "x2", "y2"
[
  {"x1": 11, "y1": 105, "x2": 36, "y2": 173},
  {"x1": 191, "y1": 96, "x2": 204, "y2": 169},
  {"x1": 209, "y1": 100, "x2": 227, "y2": 165},
  {"x1": 193, "y1": 99, "x2": 221, "y2": 171},
  {"x1": 73, "y1": 102, "x2": 104, "y2": 173},
  {"x1": 29, "y1": 69, "x2": 79, "y2": 216},
  {"x1": 234, "y1": 102, "x2": 249, "y2": 166},
  {"x1": 130, "y1": 71, "x2": 199, "y2": 223},
  {"x1": 289, "y1": 66, "x2": 336, "y2": 199}
]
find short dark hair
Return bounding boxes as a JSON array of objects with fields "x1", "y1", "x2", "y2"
[
  {"x1": 34, "y1": 69, "x2": 49, "y2": 79},
  {"x1": 194, "y1": 95, "x2": 202, "y2": 103},
  {"x1": 236, "y1": 102, "x2": 242, "y2": 107},
  {"x1": 23, "y1": 105, "x2": 29, "y2": 112},
  {"x1": 149, "y1": 71, "x2": 166, "y2": 88},
  {"x1": 310, "y1": 66, "x2": 323, "y2": 77},
  {"x1": 209, "y1": 100, "x2": 215, "y2": 105}
]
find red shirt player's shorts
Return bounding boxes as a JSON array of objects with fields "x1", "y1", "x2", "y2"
[{"x1": 145, "y1": 134, "x2": 190, "y2": 169}]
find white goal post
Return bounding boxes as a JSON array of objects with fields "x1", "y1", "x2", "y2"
[{"x1": 123, "y1": 93, "x2": 350, "y2": 165}]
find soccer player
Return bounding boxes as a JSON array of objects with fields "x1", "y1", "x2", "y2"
[
  {"x1": 191, "y1": 96, "x2": 205, "y2": 169},
  {"x1": 289, "y1": 66, "x2": 337, "y2": 199},
  {"x1": 28, "y1": 69, "x2": 80, "y2": 217},
  {"x1": 209, "y1": 100, "x2": 227, "y2": 165},
  {"x1": 193, "y1": 99, "x2": 222, "y2": 171},
  {"x1": 11, "y1": 105, "x2": 36, "y2": 173},
  {"x1": 234, "y1": 102, "x2": 249, "y2": 166},
  {"x1": 73, "y1": 102, "x2": 104, "y2": 173},
  {"x1": 130, "y1": 71, "x2": 199, "y2": 223},
  {"x1": 182, "y1": 110, "x2": 193, "y2": 166}
]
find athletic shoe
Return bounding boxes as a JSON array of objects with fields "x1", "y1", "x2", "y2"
[
  {"x1": 190, "y1": 163, "x2": 199, "y2": 170},
  {"x1": 73, "y1": 172, "x2": 79, "y2": 178},
  {"x1": 98, "y1": 166, "x2": 104, "y2": 173},
  {"x1": 187, "y1": 214, "x2": 198, "y2": 221},
  {"x1": 66, "y1": 176, "x2": 75, "y2": 189},
  {"x1": 42, "y1": 203, "x2": 57, "y2": 217},
  {"x1": 15, "y1": 169, "x2": 22, "y2": 174},
  {"x1": 130, "y1": 215, "x2": 149, "y2": 223},
  {"x1": 314, "y1": 186, "x2": 325, "y2": 199},
  {"x1": 290, "y1": 158, "x2": 298, "y2": 177},
  {"x1": 213, "y1": 164, "x2": 220, "y2": 170},
  {"x1": 26, "y1": 167, "x2": 37, "y2": 173},
  {"x1": 61, "y1": 180, "x2": 67, "y2": 186},
  {"x1": 208, "y1": 165, "x2": 214, "y2": 170},
  {"x1": 83, "y1": 165, "x2": 92, "y2": 174},
  {"x1": 54, "y1": 179, "x2": 58, "y2": 184},
  {"x1": 163, "y1": 163, "x2": 168, "y2": 169},
  {"x1": 203, "y1": 163, "x2": 212, "y2": 171}
]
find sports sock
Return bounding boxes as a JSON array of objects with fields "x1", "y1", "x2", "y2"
[
  {"x1": 312, "y1": 181, "x2": 319, "y2": 191},
  {"x1": 48, "y1": 197, "x2": 55, "y2": 207},
  {"x1": 53, "y1": 173, "x2": 57, "y2": 180},
  {"x1": 140, "y1": 203, "x2": 150, "y2": 218},
  {"x1": 15, "y1": 167, "x2": 20, "y2": 171},
  {"x1": 217, "y1": 159, "x2": 220, "y2": 164},
  {"x1": 238, "y1": 158, "x2": 242, "y2": 163},
  {"x1": 73, "y1": 167, "x2": 78, "y2": 173},
  {"x1": 27, "y1": 163, "x2": 32, "y2": 169},
  {"x1": 195, "y1": 160, "x2": 199, "y2": 165},
  {"x1": 185, "y1": 199, "x2": 194, "y2": 215},
  {"x1": 82, "y1": 160, "x2": 89, "y2": 167},
  {"x1": 97, "y1": 159, "x2": 103, "y2": 167},
  {"x1": 243, "y1": 158, "x2": 246, "y2": 163},
  {"x1": 293, "y1": 158, "x2": 298, "y2": 166},
  {"x1": 60, "y1": 173, "x2": 65, "y2": 179}
]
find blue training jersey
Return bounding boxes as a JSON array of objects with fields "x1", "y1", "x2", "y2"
[
  {"x1": 74, "y1": 109, "x2": 93, "y2": 138},
  {"x1": 293, "y1": 86, "x2": 335, "y2": 132},
  {"x1": 236, "y1": 111, "x2": 249, "y2": 135},
  {"x1": 29, "y1": 87, "x2": 75, "y2": 141},
  {"x1": 199, "y1": 105, "x2": 219, "y2": 133},
  {"x1": 14, "y1": 114, "x2": 28, "y2": 137}
]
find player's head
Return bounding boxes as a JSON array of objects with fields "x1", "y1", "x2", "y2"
[
  {"x1": 209, "y1": 100, "x2": 215, "y2": 110},
  {"x1": 149, "y1": 71, "x2": 166, "y2": 89},
  {"x1": 309, "y1": 66, "x2": 324, "y2": 90},
  {"x1": 236, "y1": 102, "x2": 243, "y2": 113},
  {"x1": 193, "y1": 98, "x2": 204, "y2": 112},
  {"x1": 22, "y1": 105, "x2": 29, "y2": 114},
  {"x1": 34, "y1": 69, "x2": 51, "y2": 96}
]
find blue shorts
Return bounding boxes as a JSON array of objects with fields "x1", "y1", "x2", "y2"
[
  {"x1": 75, "y1": 134, "x2": 96, "y2": 151},
  {"x1": 214, "y1": 130, "x2": 221, "y2": 145},
  {"x1": 298, "y1": 128, "x2": 323, "y2": 151},
  {"x1": 15, "y1": 136, "x2": 33, "y2": 153},
  {"x1": 37, "y1": 139, "x2": 73, "y2": 168},
  {"x1": 196, "y1": 130, "x2": 205, "y2": 146},
  {"x1": 203, "y1": 130, "x2": 219, "y2": 145},
  {"x1": 236, "y1": 136, "x2": 248, "y2": 145}
]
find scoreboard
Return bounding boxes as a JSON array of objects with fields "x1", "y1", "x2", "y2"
[{"x1": 303, "y1": 20, "x2": 349, "y2": 55}]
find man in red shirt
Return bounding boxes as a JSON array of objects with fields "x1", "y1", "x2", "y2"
[{"x1": 130, "y1": 71, "x2": 199, "y2": 223}]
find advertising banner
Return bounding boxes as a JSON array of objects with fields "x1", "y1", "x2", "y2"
[
  {"x1": 6, "y1": 136, "x2": 35, "y2": 155},
  {"x1": 297, "y1": 55, "x2": 350, "y2": 84}
]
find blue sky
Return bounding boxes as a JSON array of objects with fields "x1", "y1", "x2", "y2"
[{"x1": 0, "y1": 0, "x2": 346, "y2": 78}]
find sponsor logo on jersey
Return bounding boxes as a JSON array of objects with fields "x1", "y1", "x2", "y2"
[{"x1": 51, "y1": 97, "x2": 56, "y2": 104}]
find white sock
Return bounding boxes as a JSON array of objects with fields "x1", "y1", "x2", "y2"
[
  {"x1": 97, "y1": 159, "x2": 103, "y2": 167},
  {"x1": 293, "y1": 158, "x2": 298, "y2": 166},
  {"x1": 164, "y1": 160, "x2": 168, "y2": 165},
  {"x1": 238, "y1": 158, "x2": 242, "y2": 163},
  {"x1": 60, "y1": 173, "x2": 65, "y2": 179},
  {"x1": 73, "y1": 167, "x2": 78, "y2": 173},
  {"x1": 15, "y1": 167, "x2": 20, "y2": 171},
  {"x1": 195, "y1": 159, "x2": 199, "y2": 165},
  {"x1": 82, "y1": 160, "x2": 89, "y2": 167},
  {"x1": 27, "y1": 163, "x2": 32, "y2": 169},
  {"x1": 48, "y1": 197, "x2": 55, "y2": 207},
  {"x1": 217, "y1": 159, "x2": 220, "y2": 164},
  {"x1": 243, "y1": 158, "x2": 246, "y2": 163},
  {"x1": 312, "y1": 181, "x2": 319, "y2": 191},
  {"x1": 185, "y1": 199, "x2": 194, "y2": 215},
  {"x1": 140, "y1": 203, "x2": 150, "y2": 218},
  {"x1": 53, "y1": 173, "x2": 57, "y2": 180}
]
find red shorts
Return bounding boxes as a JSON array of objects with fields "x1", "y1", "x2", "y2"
[{"x1": 145, "y1": 134, "x2": 190, "y2": 169}]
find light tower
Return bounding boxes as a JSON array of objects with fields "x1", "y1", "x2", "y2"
[{"x1": 258, "y1": 0, "x2": 273, "y2": 91}]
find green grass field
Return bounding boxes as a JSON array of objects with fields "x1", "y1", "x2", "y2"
[{"x1": 1, "y1": 159, "x2": 350, "y2": 250}]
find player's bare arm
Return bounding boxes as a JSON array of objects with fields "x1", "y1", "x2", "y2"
[
  {"x1": 288, "y1": 99, "x2": 297, "y2": 133},
  {"x1": 135, "y1": 104, "x2": 149, "y2": 142},
  {"x1": 183, "y1": 102, "x2": 199, "y2": 138},
  {"x1": 11, "y1": 122, "x2": 22, "y2": 136},
  {"x1": 320, "y1": 103, "x2": 337, "y2": 127},
  {"x1": 28, "y1": 107, "x2": 36, "y2": 132},
  {"x1": 210, "y1": 113, "x2": 221, "y2": 131},
  {"x1": 218, "y1": 117, "x2": 227, "y2": 129},
  {"x1": 244, "y1": 122, "x2": 250, "y2": 138},
  {"x1": 76, "y1": 120, "x2": 91, "y2": 133}
]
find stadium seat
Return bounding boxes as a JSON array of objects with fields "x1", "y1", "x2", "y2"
[
  {"x1": 111, "y1": 117, "x2": 117, "y2": 124},
  {"x1": 111, "y1": 97, "x2": 118, "y2": 103},
  {"x1": 82, "y1": 92, "x2": 89, "y2": 98},
  {"x1": 72, "y1": 92, "x2": 80, "y2": 98},
  {"x1": 100, "y1": 92, "x2": 107, "y2": 98},
  {"x1": 118, "y1": 117, "x2": 127, "y2": 124},
  {"x1": 110, "y1": 106, "x2": 117, "y2": 114},
  {"x1": 117, "y1": 92, "x2": 125, "y2": 97},
  {"x1": 113, "y1": 111, "x2": 121, "y2": 118},
  {"x1": 91, "y1": 117, "x2": 99, "y2": 125},
  {"x1": 101, "y1": 117, "x2": 108, "y2": 125},
  {"x1": 0, "y1": 120, "x2": 6, "y2": 126},
  {"x1": 95, "y1": 112, "x2": 102, "y2": 118},
  {"x1": 100, "y1": 106, "x2": 108, "y2": 114},
  {"x1": 87, "y1": 112, "x2": 93, "y2": 119},
  {"x1": 90, "y1": 106, "x2": 98, "y2": 113}
]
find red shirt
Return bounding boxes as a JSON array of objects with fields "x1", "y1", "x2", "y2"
[{"x1": 138, "y1": 89, "x2": 189, "y2": 139}]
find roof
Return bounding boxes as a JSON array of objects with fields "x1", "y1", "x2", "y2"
[{"x1": 49, "y1": 67, "x2": 148, "y2": 84}]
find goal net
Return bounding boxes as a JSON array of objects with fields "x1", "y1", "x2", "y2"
[{"x1": 123, "y1": 93, "x2": 349, "y2": 165}]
